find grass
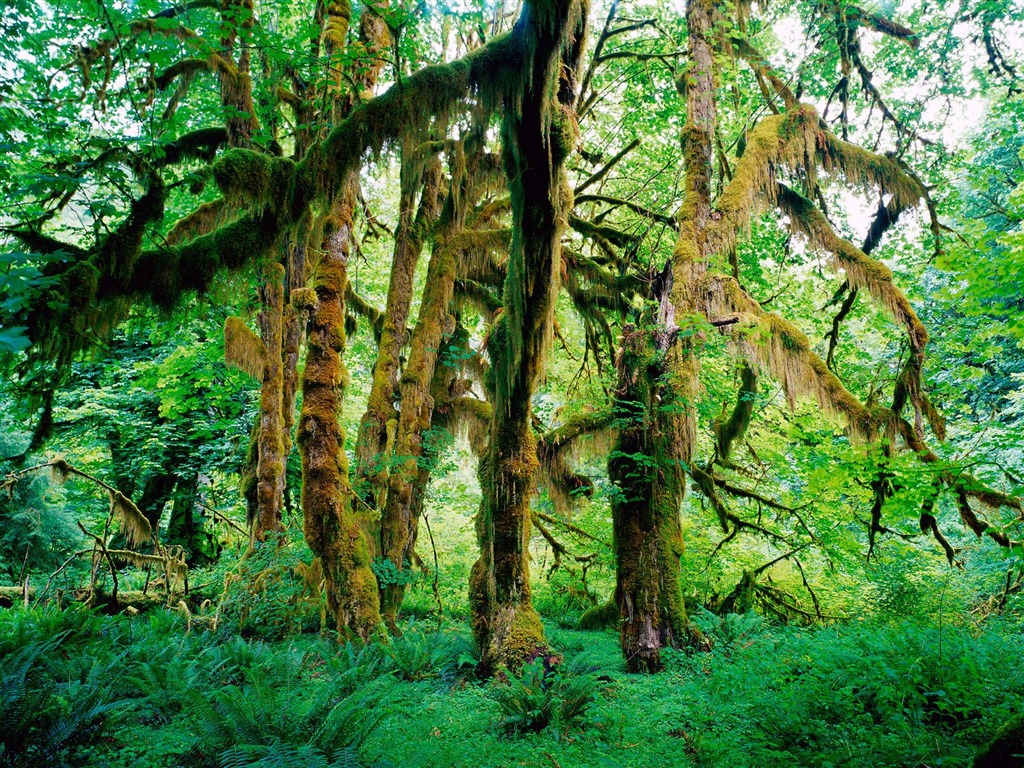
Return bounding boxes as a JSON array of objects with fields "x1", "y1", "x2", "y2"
[{"x1": 1, "y1": 604, "x2": 1022, "y2": 767}]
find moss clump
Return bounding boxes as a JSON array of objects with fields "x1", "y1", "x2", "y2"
[
  {"x1": 974, "y1": 713, "x2": 1024, "y2": 768},
  {"x1": 499, "y1": 606, "x2": 547, "y2": 671},
  {"x1": 289, "y1": 287, "x2": 317, "y2": 310},
  {"x1": 578, "y1": 599, "x2": 619, "y2": 630},
  {"x1": 211, "y1": 148, "x2": 294, "y2": 209}
]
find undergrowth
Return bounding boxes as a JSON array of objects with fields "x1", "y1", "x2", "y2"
[{"x1": 0, "y1": 605, "x2": 1022, "y2": 767}]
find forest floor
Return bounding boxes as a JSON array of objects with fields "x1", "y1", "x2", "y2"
[{"x1": 2, "y1": 603, "x2": 1022, "y2": 767}]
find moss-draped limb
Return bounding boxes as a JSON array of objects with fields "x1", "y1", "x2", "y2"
[
  {"x1": 286, "y1": 27, "x2": 525, "y2": 216},
  {"x1": 536, "y1": 408, "x2": 614, "y2": 514},
  {"x1": 345, "y1": 285, "x2": 384, "y2": 336},
  {"x1": 472, "y1": 0, "x2": 589, "y2": 673},
  {"x1": 354, "y1": 152, "x2": 445, "y2": 509},
  {"x1": 774, "y1": 183, "x2": 943, "y2": 440},
  {"x1": 707, "y1": 273, "x2": 880, "y2": 435},
  {"x1": 711, "y1": 276, "x2": 1023, "y2": 559},
  {"x1": 706, "y1": 103, "x2": 926, "y2": 263},
  {"x1": 9, "y1": 165, "x2": 166, "y2": 372},
  {"x1": 13, "y1": 5, "x2": 533, "y2": 393},
  {"x1": 714, "y1": 363, "x2": 757, "y2": 464},
  {"x1": 131, "y1": 210, "x2": 283, "y2": 306},
  {"x1": 728, "y1": 36, "x2": 798, "y2": 110}
]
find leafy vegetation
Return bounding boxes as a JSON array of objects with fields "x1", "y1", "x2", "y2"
[{"x1": 1, "y1": 0, "x2": 1023, "y2": 764}]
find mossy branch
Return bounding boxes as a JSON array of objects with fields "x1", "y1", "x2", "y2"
[{"x1": 706, "y1": 273, "x2": 877, "y2": 436}]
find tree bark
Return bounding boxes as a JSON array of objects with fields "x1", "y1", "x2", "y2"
[
  {"x1": 471, "y1": 0, "x2": 587, "y2": 672},
  {"x1": 298, "y1": 177, "x2": 382, "y2": 639},
  {"x1": 609, "y1": 325, "x2": 689, "y2": 672},
  {"x1": 610, "y1": 0, "x2": 718, "y2": 671},
  {"x1": 296, "y1": 0, "x2": 391, "y2": 638},
  {"x1": 354, "y1": 149, "x2": 444, "y2": 510},
  {"x1": 253, "y1": 263, "x2": 286, "y2": 539}
]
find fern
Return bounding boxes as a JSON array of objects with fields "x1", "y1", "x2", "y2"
[
  {"x1": 0, "y1": 639, "x2": 122, "y2": 768},
  {"x1": 177, "y1": 672, "x2": 397, "y2": 768},
  {"x1": 492, "y1": 653, "x2": 607, "y2": 736}
]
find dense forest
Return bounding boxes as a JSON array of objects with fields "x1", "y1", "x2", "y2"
[{"x1": 1, "y1": 0, "x2": 1023, "y2": 765}]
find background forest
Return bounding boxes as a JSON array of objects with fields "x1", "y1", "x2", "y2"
[{"x1": 1, "y1": 0, "x2": 1024, "y2": 765}]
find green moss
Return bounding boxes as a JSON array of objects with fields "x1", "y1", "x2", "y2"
[
  {"x1": 578, "y1": 599, "x2": 619, "y2": 630},
  {"x1": 500, "y1": 606, "x2": 547, "y2": 670},
  {"x1": 975, "y1": 713, "x2": 1024, "y2": 768},
  {"x1": 211, "y1": 148, "x2": 294, "y2": 209}
]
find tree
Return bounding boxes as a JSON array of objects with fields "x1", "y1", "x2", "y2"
[{"x1": 2, "y1": 0, "x2": 1022, "y2": 672}]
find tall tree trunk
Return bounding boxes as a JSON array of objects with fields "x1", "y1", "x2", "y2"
[
  {"x1": 354, "y1": 149, "x2": 443, "y2": 509},
  {"x1": 166, "y1": 471, "x2": 216, "y2": 564},
  {"x1": 610, "y1": 0, "x2": 717, "y2": 671},
  {"x1": 298, "y1": 177, "x2": 382, "y2": 639},
  {"x1": 471, "y1": 0, "x2": 587, "y2": 672},
  {"x1": 281, "y1": 222, "x2": 311, "y2": 518},
  {"x1": 609, "y1": 324, "x2": 688, "y2": 672},
  {"x1": 296, "y1": 0, "x2": 390, "y2": 637},
  {"x1": 376, "y1": 166, "x2": 469, "y2": 627},
  {"x1": 254, "y1": 263, "x2": 286, "y2": 539}
]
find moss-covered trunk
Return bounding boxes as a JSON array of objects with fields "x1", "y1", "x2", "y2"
[
  {"x1": 471, "y1": 0, "x2": 587, "y2": 672},
  {"x1": 295, "y1": 0, "x2": 391, "y2": 638},
  {"x1": 610, "y1": 0, "x2": 717, "y2": 671},
  {"x1": 298, "y1": 177, "x2": 382, "y2": 639},
  {"x1": 374, "y1": 129, "x2": 500, "y2": 627},
  {"x1": 254, "y1": 262, "x2": 286, "y2": 539},
  {"x1": 354, "y1": 150, "x2": 443, "y2": 509},
  {"x1": 376, "y1": 189, "x2": 462, "y2": 626},
  {"x1": 166, "y1": 471, "x2": 216, "y2": 565},
  {"x1": 609, "y1": 325, "x2": 688, "y2": 672},
  {"x1": 280, "y1": 224, "x2": 311, "y2": 517}
]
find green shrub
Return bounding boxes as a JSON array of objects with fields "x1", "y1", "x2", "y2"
[
  {"x1": 215, "y1": 537, "x2": 325, "y2": 640},
  {"x1": 491, "y1": 653, "x2": 605, "y2": 736}
]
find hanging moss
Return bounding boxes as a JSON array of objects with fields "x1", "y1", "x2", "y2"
[
  {"x1": 223, "y1": 316, "x2": 267, "y2": 378},
  {"x1": 707, "y1": 273, "x2": 877, "y2": 437},
  {"x1": 714, "y1": 364, "x2": 757, "y2": 463}
]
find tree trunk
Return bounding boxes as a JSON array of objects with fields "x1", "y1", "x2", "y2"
[
  {"x1": 281, "y1": 221, "x2": 311, "y2": 518},
  {"x1": 253, "y1": 262, "x2": 286, "y2": 539},
  {"x1": 610, "y1": 0, "x2": 718, "y2": 671},
  {"x1": 354, "y1": 149, "x2": 443, "y2": 509},
  {"x1": 297, "y1": 0, "x2": 390, "y2": 638},
  {"x1": 298, "y1": 177, "x2": 382, "y2": 639},
  {"x1": 166, "y1": 471, "x2": 215, "y2": 564},
  {"x1": 471, "y1": 0, "x2": 587, "y2": 672},
  {"x1": 376, "y1": 198, "x2": 461, "y2": 626},
  {"x1": 610, "y1": 324, "x2": 689, "y2": 673}
]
